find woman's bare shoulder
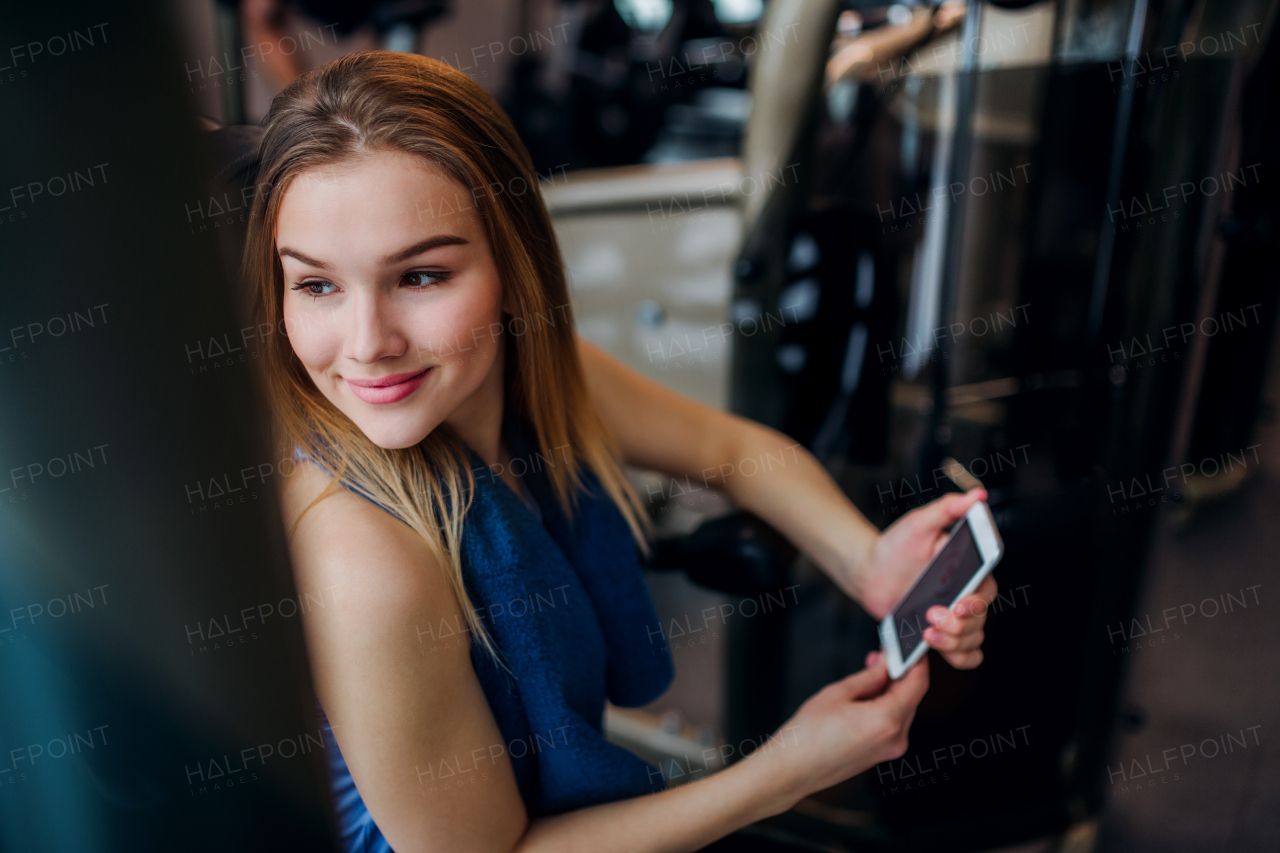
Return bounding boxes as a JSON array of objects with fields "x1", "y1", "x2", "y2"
[
  {"x1": 279, "y1": 459, "x2": 457, "y2": 623},
  {"x1": 277, "y1": 461, "x2": 527, "y2": 849},
  {"x1": 278, "y1": 456, "x2": 342, "y2": 531}
]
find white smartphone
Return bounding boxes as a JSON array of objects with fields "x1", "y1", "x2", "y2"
[{"x1": 879, "y1": 501, "x2": 1004, "y2": 679}]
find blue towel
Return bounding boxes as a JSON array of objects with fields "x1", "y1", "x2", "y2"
[{"x1": 313, "y1": 408, "x2": 674, "y2": 852}]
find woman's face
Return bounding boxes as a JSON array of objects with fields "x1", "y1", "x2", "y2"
[{"x1": 277, "y1": 150, "x2": 506, "y2": 449}]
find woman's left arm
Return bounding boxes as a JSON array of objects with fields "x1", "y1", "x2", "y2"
[{"x1": 578, "y1": 338, "x2": 995, "y2": 669}]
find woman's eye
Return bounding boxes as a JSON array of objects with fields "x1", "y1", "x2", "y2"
[
  {"x1": 403, "y1": 270, "x2": 449, "y2": 288},
  {"x1": 291, "y1": 280, "x2": 338, "y2": 297}
]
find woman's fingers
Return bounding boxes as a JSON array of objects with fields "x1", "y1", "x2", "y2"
[
  {"x1": 875, "y1": 658, "x2": 930, "y2": 726},
  {"x1": 925, "y1": 603, "x2": 980, "y2": 636},
  {"x1": 907, "y1": 489, "x2": 990, "y2": 568},
  {"x1": 912, "y1": 489, "x2": 987, "y2": 535},
  {"x1": 832, "y1": 655, "x2": 890, "y2": 701},
  {"x1": 926, "y1": 575, "x2": 998, "y2": 634},
  {"x1": 923, "y1": 573, "x2": 997, "y2": 664},
  {"x1": 943, "y1": 649, "x2": 984, "y2": 669},
  {"x1": 963, "y1": 575, "x2": 999, "y2": 613},
  {"x1": 924, "y1": 627, "x2": 984, "y2": 652},
  {"x1": 926, "y1": 605, "x2": 963, "y2": 634}
]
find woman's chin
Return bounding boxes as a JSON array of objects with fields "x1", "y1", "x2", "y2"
[{"x1": 352, "y1": 416, "x2": 435, "y2": 451}]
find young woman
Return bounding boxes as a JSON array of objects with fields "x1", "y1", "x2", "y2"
[{"x1": 246, "y1": 51, "x2": 996, "y2": 853}]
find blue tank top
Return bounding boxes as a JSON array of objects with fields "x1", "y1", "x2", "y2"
[{"x1": 312, "y1": 409, "x2": 674, "y2": 852}]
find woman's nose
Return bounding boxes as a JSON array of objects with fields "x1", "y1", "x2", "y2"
[{"x1": 344, "y1": 291, "x2": 407, "y2": 364}]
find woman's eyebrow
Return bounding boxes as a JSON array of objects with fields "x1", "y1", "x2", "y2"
[
  {"x1": 278, "y1": 247, "x2": 332, "y2": 268},
  {"x1": 277, "y1": 235, "x2": 467, "y2": 270},
  {"x1": 382, "y1": 234, "x2": 468, "y2": 265}
]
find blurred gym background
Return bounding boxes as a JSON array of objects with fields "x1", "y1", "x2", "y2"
[{"x1": 2, "y1": 0, "x2": 1277, "y2": 850}]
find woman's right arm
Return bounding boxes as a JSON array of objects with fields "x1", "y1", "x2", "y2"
[
  {"x1": 283, "y1": 463, "x2": 928, "y2": 853},
  {"x1": 517, "y1": 660, "x2": 927, "y2": 853},
  {"x1": 283, "y1": 462, "x2": 529, "y2": 852}
]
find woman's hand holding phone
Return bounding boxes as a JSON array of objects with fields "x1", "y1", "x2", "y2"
[
  {"x1": 754, "y1": 651, "x2": 929, "y2": 810},
  {"x1": 843, "y1": 490, "x2": 998, "y2": 670}
]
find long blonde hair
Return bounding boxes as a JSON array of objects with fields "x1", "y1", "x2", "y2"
[{"x1": 245, "y1": 51, "x2": 647, "y2": 659}]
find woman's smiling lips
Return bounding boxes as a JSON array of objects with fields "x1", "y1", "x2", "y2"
[{"x1": 344, "y1": 368, "x2": 432, "y2": 404}]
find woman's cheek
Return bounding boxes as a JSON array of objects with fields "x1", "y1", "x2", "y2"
[
  {"x1": 283, "y1": 302, "x2": 341, "y2": 374},
  {"x1": 417, "y1": 285, "x2": 503, "y2": 364}
]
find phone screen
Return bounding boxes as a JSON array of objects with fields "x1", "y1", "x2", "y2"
[{"x1": 893, "y1": 519, "x2": 984, "y2": 659}]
